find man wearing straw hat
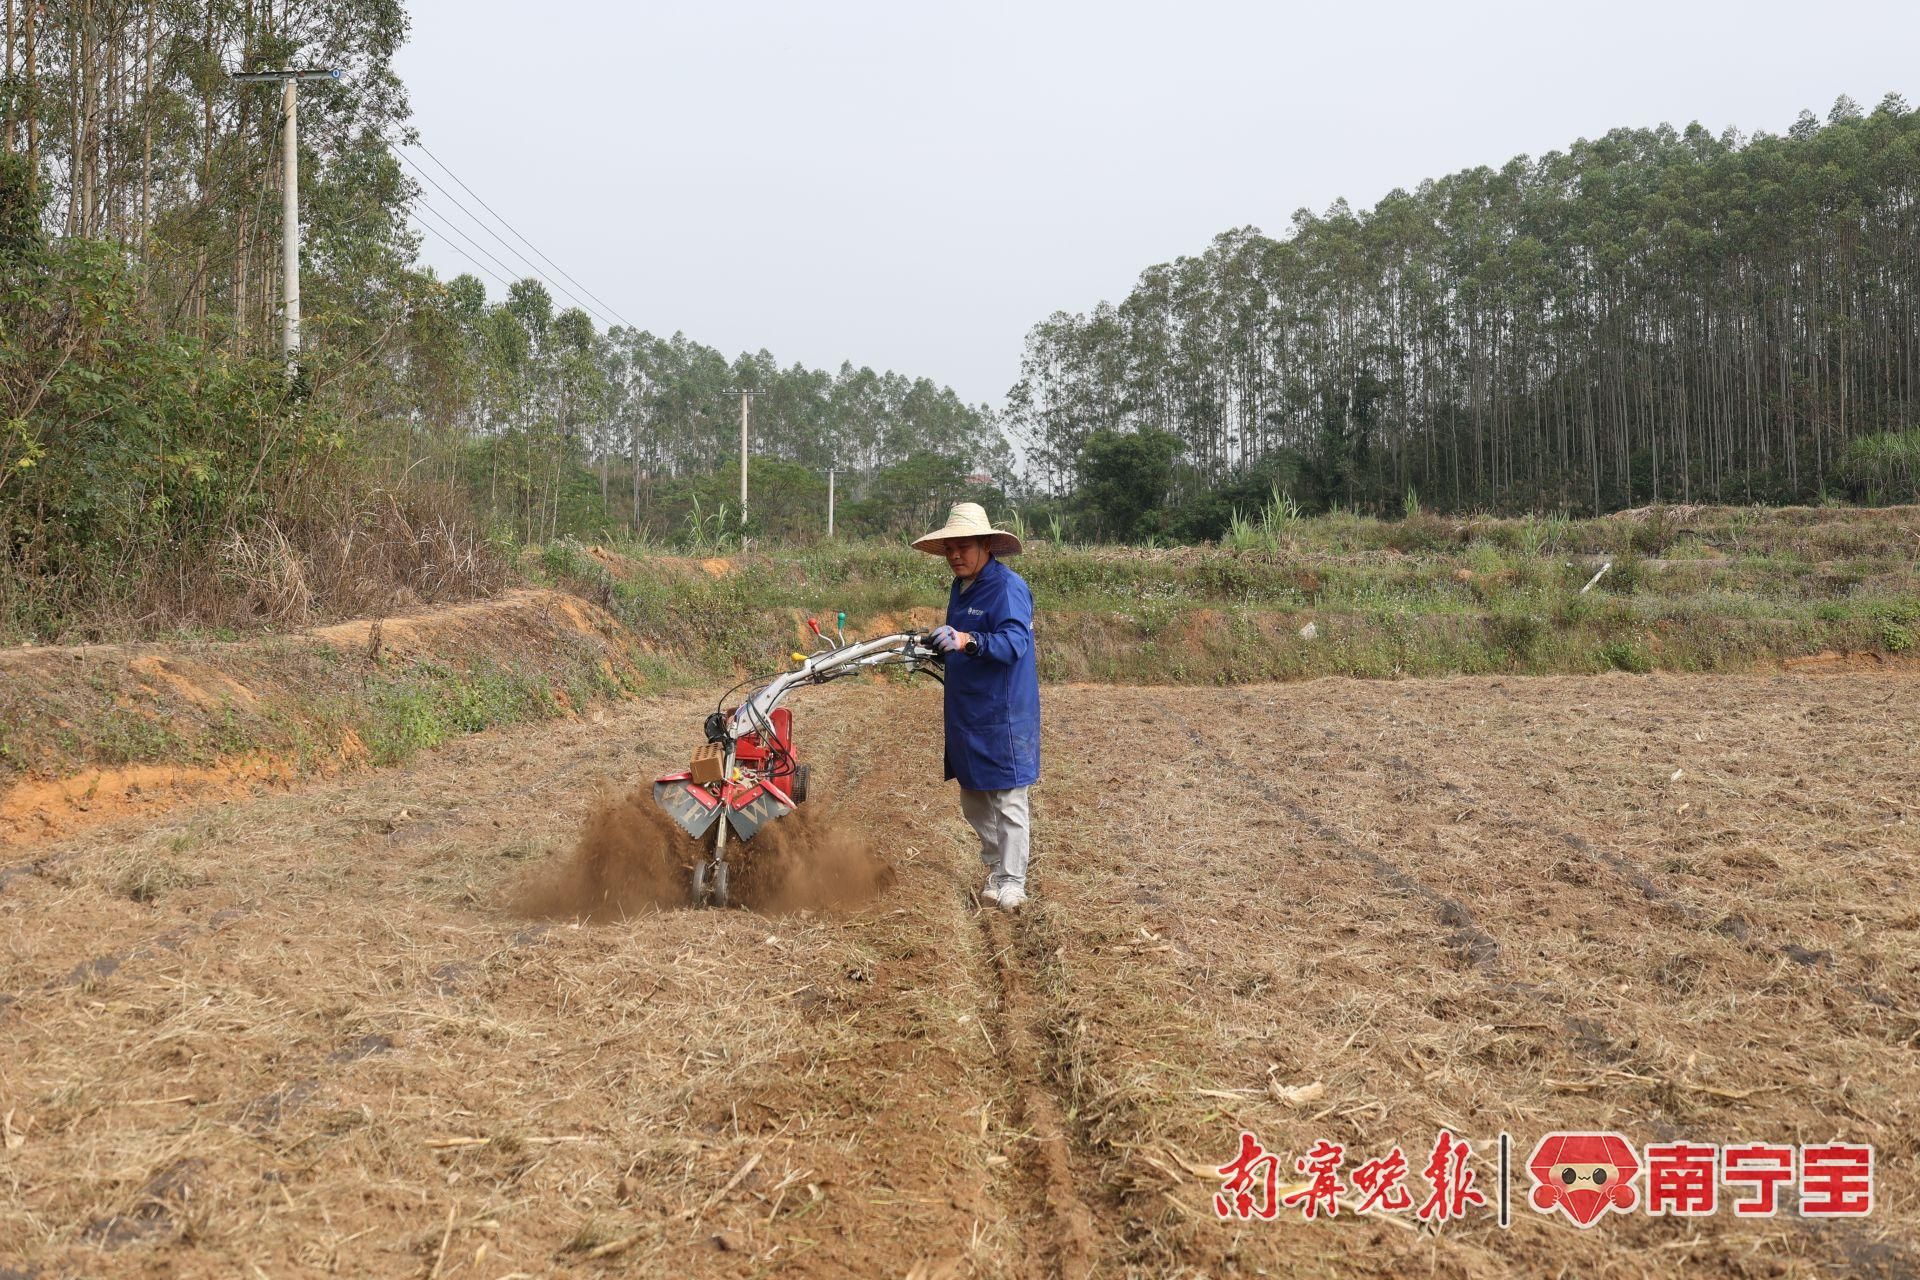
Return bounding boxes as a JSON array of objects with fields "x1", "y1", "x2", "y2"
[{"x1": 914, "y1": 502, "x2": 1040, "y2": 910}]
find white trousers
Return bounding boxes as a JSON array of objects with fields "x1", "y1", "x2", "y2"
[{"x1": 959, "y1": 786, "x2": 1030, "y2": 892}]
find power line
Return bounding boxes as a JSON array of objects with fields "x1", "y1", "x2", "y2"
[
  {"x1": 406, "y1": 136, "x2": 637, "y2": 331},
  {"x1": 407, "y1": 202, "x2": 515, "y2": 293},
  {"x1": 409, "y1": 195, "x2": 530, "y2": 290},
  {"x1": 373, "y1": 130, "x2": 614, "y2": 326},
  {"x1": 383, "y1": 139, "x2": 623, "y2": 331}
]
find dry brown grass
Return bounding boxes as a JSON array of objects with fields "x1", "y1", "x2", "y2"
[
  {"x1": 0, "y1": 685, "x2": 1033, "y2": 1276},
  {"x1": 1028, "y1": 675, "x2": 1920, "y2": 1276},
  {"x1": 212, "y1": 485, "x2": 511, "y2": 631},
  {"x1": 2, "y1": 672, "x2": 1916, "y2": 1277},
  {"x1": 9, "y1": 480, "x2": 511, "y2": 645}
]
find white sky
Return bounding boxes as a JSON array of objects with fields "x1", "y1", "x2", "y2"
[{"x1": 393, "y1": 0, "x2": 1920, "y2": 409}]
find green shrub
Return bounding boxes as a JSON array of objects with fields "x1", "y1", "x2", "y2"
[
  {"x1": 1599, "y1": 639, "x2": 1653, "y2": 673},
  {"x1": 364, "y1": 684, "x2": 452, "y2": 765},
  {"x1": 1383, "y1": 512, "x2": 1450, "y2": 554},
  {"x1": 1603, "y1": 550, "x2": 1643, "y2": 594},
  {"x1": 1553, "y1": 591, "x2": 1596, "y2": 627},
  {"x1": 94, "y1": 708, "x2": 183, "y2": 765},
  {"x1": 1466, "y1": 540, "x2": 1510, "y2": 578},
  {"x1": 1835, "y1": 430, "x2": 1920, "y2": 503},
  {"x1": 446, "y1": 668, "x2": 544, "y2": 733},
  {"x1": 1628, "y1": 509, "x2": 1682, "y2": 556},
  {"x1": 1487, "y1": 610, "x2": 1545, "y2": 661}
]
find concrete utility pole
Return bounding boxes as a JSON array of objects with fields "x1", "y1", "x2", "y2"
[
  {"x1": 739, "y1": 391, "x2": 749, "y2": 522},
  {"x1": 230, "y1": 67, "x2": 340, "y2": 377},
  {"x1": 827, "y1": 467, "x2": 835, "y2": 538}
]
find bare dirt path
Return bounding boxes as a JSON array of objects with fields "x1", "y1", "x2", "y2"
[{"x1": 3, "y1": 671, "x2": 1918, "y2": 1277}]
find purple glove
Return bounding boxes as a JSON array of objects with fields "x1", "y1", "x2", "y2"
[{"x1": 930, "y1": 625, "x2": 963, "y2": 652}]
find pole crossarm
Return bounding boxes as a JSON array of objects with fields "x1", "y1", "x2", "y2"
[{"x1": 230, "y1": 69, "x2": 340, "y2": 83}]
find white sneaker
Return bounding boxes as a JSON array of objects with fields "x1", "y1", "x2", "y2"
[
  {"x1": 995, "y1": 884, "x2": 1027, "y2": 911},
  {"x1": 980, "y1": 875, "x2": 1002, "y2": 907}
]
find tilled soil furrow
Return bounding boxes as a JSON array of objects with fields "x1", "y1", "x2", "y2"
[
  {"x1": 972, "y1": 904, "x2": 1101, "y2": 1279},
  {"x1": 1273, "y1": 717, "x2": 1920, "y2": 1280},
  {"x1": 1164, "y1": 705, "x2": 1628, "y2": 1044},
  {"x1": 1318, "y1": 722, "x2": 1914, "y2": 1019},
  {"x1": 1310, "y1": 681, "x2": 1920, "y2": 1051},
  {"x1": 1031, "y1": 683, "x2": 1918, "y2": 1278},
  {"x1": 797, "y1": 680, "x2": 1120, "y2": 1276}
]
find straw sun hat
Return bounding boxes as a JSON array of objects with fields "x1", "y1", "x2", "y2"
[{"x1": 911, "y1": 502, "x2": 1023, "y2": 557}]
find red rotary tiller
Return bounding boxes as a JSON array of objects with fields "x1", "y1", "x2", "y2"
[{"x1": 653, "y1": 617, "x2": 942, "y2": 907}]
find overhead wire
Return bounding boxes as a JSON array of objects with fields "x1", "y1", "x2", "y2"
[
  {"x1": 381, "y1": 135, "x2": 625, "y2": 330},
  {"x1": 406, "y1": 137, "x2": 638, "y2": 330},
  {"x1": 408, "y1": 195, "x2": 529, "y2": 289},
  {"x1": 407, "y1": 201, "x2": 516, "y2": 293}
]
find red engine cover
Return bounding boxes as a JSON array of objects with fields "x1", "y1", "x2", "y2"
[{"x1": 731, "y1": 707, "x2": 796, "y2": 780}]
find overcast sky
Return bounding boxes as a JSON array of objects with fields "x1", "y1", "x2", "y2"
[{"x1": 393, "y1": 0, "x2": 1920, "y2": 409}]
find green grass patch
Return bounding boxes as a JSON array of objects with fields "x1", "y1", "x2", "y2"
[
  {"x1": 361, "y1": 661, "x2": 576, "y2": 766},
  {"x1": 575, "y1": 508, "x2": 1920, "y2": 687},
  {"x1": 93, "y1": 706, "x2": 185, "y2": 765},
  {"x1": 1599, "y1": 639, "x2": 1655, "y2": 674}
]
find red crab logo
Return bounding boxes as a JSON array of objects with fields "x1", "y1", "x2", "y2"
[{"x1": 1527, "y1": 1132, "x2": 1640, "y2": 1227}]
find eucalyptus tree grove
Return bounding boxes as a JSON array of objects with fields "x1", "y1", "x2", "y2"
[
  {"x1": 406, "y1": 282, "x2": 1013, "y2": 543},
  {"x1": 0, "y1": 0, "x2": 416, "y2": 356},
  {"x1": 4, "y1": 1, "x2": 1007, "y2": 634},
  {"x1": 1008, "y1": 96, "x2": 1920, "y2": 520}
]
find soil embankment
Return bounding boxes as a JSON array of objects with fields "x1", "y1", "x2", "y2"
[{"x1": 0, "y1": 589, "x2": 647, "y2": 848}]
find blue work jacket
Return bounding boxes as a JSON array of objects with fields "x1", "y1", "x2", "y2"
[{"x1": 942, "y1": 556, "x2": 1041, "y2": 790}]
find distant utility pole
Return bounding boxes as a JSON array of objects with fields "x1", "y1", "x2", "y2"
[
  {"x1": 739, "y1": 391, "x2": 749, "y2": 522},
  {"x1": 827, "y1": 468, "x2": 835, "y2": 538},
  {"x1": 230, "y1": 67, "x2": 340, "y2": 378}
]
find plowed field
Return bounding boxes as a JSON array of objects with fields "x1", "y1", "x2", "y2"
[{"x1": 3, "y1": 671, "x2": 1917, "y2": 1277}]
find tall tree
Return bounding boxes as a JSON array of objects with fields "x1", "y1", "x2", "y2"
[{"x1": 1009, "y1": 97, "x2": 1920, "y2": 519}]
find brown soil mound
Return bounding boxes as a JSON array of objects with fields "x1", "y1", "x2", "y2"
[
  {"x1": 0, "y1": 759, "x2": 301, "y2": 846},
  {"x1": 513, "y1": 788, "x2": 894, "y2": 919},
  {"x1": 1, "y1": 589, "x2": 643, "y2": 851},
  {"x1": 304, "y1": 588, "x2": 624, "y2": 661}
]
